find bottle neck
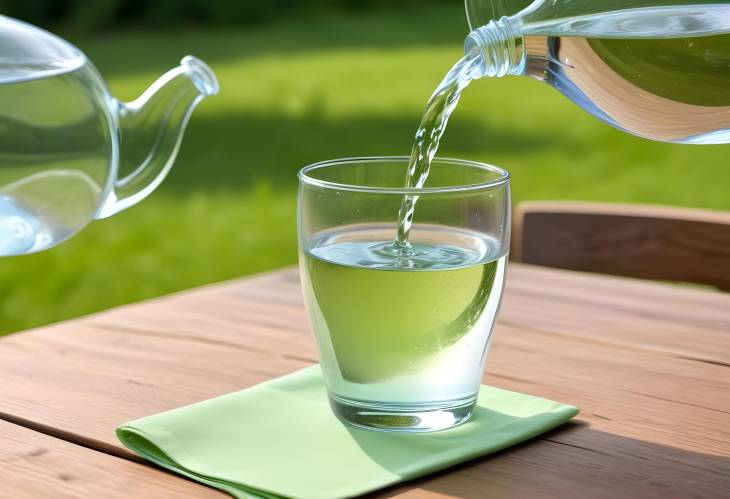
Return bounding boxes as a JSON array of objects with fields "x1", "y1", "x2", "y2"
[{"x1": 465, "y1": 16, "x2": 525, "y2": 78}]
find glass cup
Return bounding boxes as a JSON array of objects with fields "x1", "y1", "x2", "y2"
[{"x1": 298, "y1": 157, "x2": 510, "y2": 432}]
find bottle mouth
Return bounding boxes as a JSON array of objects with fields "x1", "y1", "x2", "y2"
[
  {"x1": 464, "y1": 16, "x2": 525, "y2": 78},
  {"x1": 181, "y1": 55, "x2": 220, "y2": 96}
]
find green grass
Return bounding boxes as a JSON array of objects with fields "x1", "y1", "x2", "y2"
[{"x1": 1, "y1": 4, "x2": 728, "y2": 335}]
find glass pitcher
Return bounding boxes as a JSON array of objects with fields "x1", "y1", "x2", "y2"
[
  {"x1": 463, "y1": 0, "x2": 730, "y2": 144},
  {"x1": 0, "y1": 15, "x2": 218, "y2": 256}
]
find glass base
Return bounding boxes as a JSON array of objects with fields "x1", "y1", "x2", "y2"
[{"x1": 329, "y1": 394, "x2": 477, "y2": 433}]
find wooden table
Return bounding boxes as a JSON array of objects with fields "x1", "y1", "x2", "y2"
[{"x1": 1, "y1": 264, "x2": 728, "y2": 498}]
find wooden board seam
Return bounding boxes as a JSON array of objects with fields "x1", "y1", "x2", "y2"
[
  {"x1": 92, "y1": 322, "x2": 317, "y2": 364},
  {"x1": 0, "y1": 410, "x2": 142, "y2": 463},
  {"x1": 498, "y1": 319, "x2": 729, "y2": 366}
]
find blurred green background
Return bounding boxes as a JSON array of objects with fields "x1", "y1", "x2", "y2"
[{"x1": 0, "y1": 1, "x2": 727, "y2": 335}]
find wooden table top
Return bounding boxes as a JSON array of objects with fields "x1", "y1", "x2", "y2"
[{"x1": 1, "y1": 263, "x2": 728, "y2": 498}]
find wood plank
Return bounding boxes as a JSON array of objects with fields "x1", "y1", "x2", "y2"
[
  {"x1": 87, "y1": 264, "x2": 730, "y2": 366},
  {"x1": 0, "y1": 419, "x2": 223, "y2": 498},
  {"x1": 375, "y1": 425, "x2": 730, "y2": 499},
  {"x1": 3, "y1": 299, "x2": 726, "y2": 457},
  {"x1": 0, "y1": 264, "x2": 728, "y2": 498},
  {"x1": 0, "y1": 320, "x2": 312, "y2": 459},
  {"x1": 512, "y1": 201, "x2": 730, "y2": 290},
  {"x1": 501, "y1": 264, "x2": 730, "y2": 365}
]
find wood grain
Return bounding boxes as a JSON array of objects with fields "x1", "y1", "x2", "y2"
[
  {"x1": 0, "y1": 419, "x2": 224, "y2": 498},
  {"x1": 513, "y1": 202, "x2": 730, "y2": 290},
  {"x1": 375, "y1": 425, "x2": 730, "y2": 499},
  {"x1": 0, "y1": 265, "x2": 728, "y2": 498}
]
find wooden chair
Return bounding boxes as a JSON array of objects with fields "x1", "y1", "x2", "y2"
[{"x1": 512, "y1": 201, "x2": 730, "y2": 291}]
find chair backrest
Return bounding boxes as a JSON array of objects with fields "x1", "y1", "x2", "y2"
[{"x1": 512, "y1": 201, "x2": 730, "y2": 291}]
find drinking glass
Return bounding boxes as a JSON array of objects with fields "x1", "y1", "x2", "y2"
[{"x1": 298, "y1": 157, "x2": 510, "y2": 432}]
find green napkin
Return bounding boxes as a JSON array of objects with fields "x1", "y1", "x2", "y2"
[{"x1": 117, "y1": 366, "x2": 578, "y2": 499}]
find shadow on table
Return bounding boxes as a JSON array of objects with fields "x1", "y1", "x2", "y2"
[
  {"x1": 344, "y1": 405, "x2": 551, "y2": 470},
  {"x1": 350, "y1": 420, "x2": 730, "y2": 498}
]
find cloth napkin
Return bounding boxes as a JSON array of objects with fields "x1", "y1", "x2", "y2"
[{"x1": 117, "y1": 365, "x2": 578, "y2": 499}]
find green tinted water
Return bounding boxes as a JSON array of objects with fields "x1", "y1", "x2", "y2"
[{"x1": 301, "y1": 225, "x2": 506, "y2": 404}]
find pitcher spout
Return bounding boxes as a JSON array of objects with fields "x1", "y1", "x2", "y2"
[
  {"x1": 97, "y1": 56, "x2": 219, "y2": 218},
  {"x1": 180, "y1": 56, "x2": 220, "y2": 97}
]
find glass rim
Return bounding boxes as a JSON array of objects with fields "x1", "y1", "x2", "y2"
[{"x1": 298, "y1": 156, "x2": 510, "y2": 194}]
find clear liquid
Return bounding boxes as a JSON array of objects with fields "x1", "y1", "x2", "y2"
[
  {"x1": 0, "y1": 194, "x2": 71, "y2": 256},
  {"x1": 522, "y1": 4, "x2": 730, "y2": 39},
  {"x1": 0, "y1": 63, "x2": 111, "y2": 256},
  {"x1": 541, "y1": 32, "x2": 730, "y2": 144},
  {"x1": 395, "y1": 54, "x2": 482, "y2": 245},
  {"x1": 517, "y1": 5, "x2": 730, "y2": 143},
  {"x1": 301, "y1": 224, "x2": 506, "y2": 405}
]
